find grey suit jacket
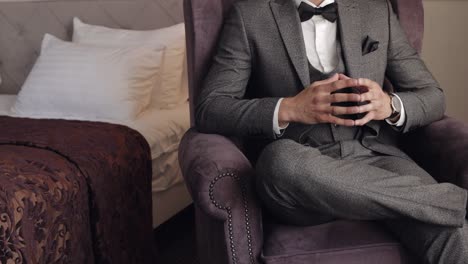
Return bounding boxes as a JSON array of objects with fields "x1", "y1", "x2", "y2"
[{"x1": 196, "y1": 0, "x2": 445, "y2": 157}]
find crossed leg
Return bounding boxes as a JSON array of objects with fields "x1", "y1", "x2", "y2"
[
  {"x1": 371, "y1": 155, "x2": 468, "y2": 264},
  {"x1": 255, "y1": 139, "x2": 468, "y2": 263}
]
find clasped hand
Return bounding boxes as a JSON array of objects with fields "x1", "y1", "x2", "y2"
[{"x1": 279, "y1": 73, "x2": 392, "y2": 127}]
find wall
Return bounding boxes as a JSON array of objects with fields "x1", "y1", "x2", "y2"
[{"x1": 422, "y1": 0, "x2": 468, "y2": 123}]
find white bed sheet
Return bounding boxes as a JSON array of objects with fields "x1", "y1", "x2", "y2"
[
  {"x1": 0, "y1": 95, "x2": 190, "y2": 193},
  {"x1": 0, "y1": 95, "x2": 16, "y2": 115},
  {"x1": 127, "y1": 102, "x2": 190, "y2": 192}
]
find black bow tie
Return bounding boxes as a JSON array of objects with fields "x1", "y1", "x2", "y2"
[{"x1": 298, "y1": 2, "x2": 338, "y2": 23}]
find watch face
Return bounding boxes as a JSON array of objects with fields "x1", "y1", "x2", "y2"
[{"x1": 391, "y1": 95, "x2": 402, "y2": 113}]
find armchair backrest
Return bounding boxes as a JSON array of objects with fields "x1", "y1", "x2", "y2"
[
  {"x1": 389, "y1": 0, "x2": 424, "y2": 53},
  {"x1": 183, "y1": 0, "x2": 424, "y2": 126}
]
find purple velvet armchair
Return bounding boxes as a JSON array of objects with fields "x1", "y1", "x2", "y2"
[{"x1": 179, "y1": 0, "x2": 468, "y2": 263}]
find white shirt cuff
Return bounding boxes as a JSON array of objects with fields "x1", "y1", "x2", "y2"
[
  {"x1": 273, "y1": 98, "x2": 289, "y2": 135},
  {"x1": 385, "y1": 93, "x2": 406, "y2": 127}
]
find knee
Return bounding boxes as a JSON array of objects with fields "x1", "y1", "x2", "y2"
[
  {"x1": 254, "y1": 140, "x2": 302, "y2": 208},
  {"x1": 256, "y1": 140, "x2": 298, "y2": 178},
  {"x1": 255, "y1": 139, "x2": 317, "y2": 188}
]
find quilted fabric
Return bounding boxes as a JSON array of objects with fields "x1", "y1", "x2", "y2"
[
  {"x1": 0, "y1": 116, "x2": 154, "y2": 264},
  {"x1": 0, "y1": 145, "x2": 94, "y2": 264},
  {"x1": 0, "y1": 0, "x2": 184, "y2": 94}
]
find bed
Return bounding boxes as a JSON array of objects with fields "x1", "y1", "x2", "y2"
[
  {"x1": 0, "y1": 0, "x2": 191, "y2": 262},
  {"x1": 0, "y1": 115, "x2": 154, "y2": 264},
  {"x1": 0, "y1": 95, "x2": 192, "y2": 228}
]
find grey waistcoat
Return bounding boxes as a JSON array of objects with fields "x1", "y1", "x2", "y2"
[{"x1": 284, "y1": 41, "x2": 363, "y2": 149}]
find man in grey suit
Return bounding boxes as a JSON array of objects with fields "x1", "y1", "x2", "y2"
[{"x1": 195, "y1": 0, "x2": 468, "y2": 262}]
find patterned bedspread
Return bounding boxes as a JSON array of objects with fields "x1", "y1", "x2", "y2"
[{"x1": 0, "y1": 116, "x2": 153, "y2": 264}]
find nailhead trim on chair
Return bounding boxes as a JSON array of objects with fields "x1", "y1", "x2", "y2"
[{"x1": 209, "y1": 171, "x2": 255, "y2": 264}]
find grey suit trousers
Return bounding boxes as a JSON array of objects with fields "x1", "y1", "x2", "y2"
[{"x1": 255, "y1": 137, "x2": 468, "y2": 264}]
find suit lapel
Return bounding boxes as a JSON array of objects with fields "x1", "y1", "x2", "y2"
[
  {"x1": 336, "y1": 0, "x2": 361, "y2": 78},
  {"x1": 270, "y1": 0, "x2": 379, "y2": 134},
  {"x1": 270, "y1": 0, "x2": 310, "y2": 88},
  {"x1": 270, "y1": 0, "x2": 363, "y2": 86}
]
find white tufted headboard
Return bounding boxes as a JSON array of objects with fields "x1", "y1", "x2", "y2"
[{"x1": 0, "y1": 0, "x2": 184, "y2": 94}]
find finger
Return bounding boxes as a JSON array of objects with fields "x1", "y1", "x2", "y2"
[
  {"x1": 325, "y1": 115, "x2": 355, "y2": 127},
  {"x1": 329, "y1": 105, "x2": 360, "y2": 115},
  {"x1": 356, "y1": 103, "x2": 376, "y2": 113},
  {"x1": 357, "y1": 78, "x2": 376, "y2": 87},
  {"x1": 338, "y1": 73, "x2": 351, "y2": 80},
  {"x1": 354, "y1": 112, "x2": 375, "y2": 126},
  {"x1": 312, "y1": 73, "x2": 339, "y2": 87},
  {"x1": 359, "y1": 91, "x2": 376, "y2": 102},
  {"x1": 329, "y1": 92, "x2": 361, "y2": 103},
  {"x1": 324, "y1": 79, "x2": 359, "y2": 93}
]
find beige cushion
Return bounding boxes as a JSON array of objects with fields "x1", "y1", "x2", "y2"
[
  {"x1": 11, "y1": 34, "x2": 164, "y2": 122},
  {"x1": 73, "y1": 18, "x2": 187, "y2": 110}
]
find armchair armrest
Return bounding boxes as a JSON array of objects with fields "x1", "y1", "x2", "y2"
[
  {"x1": 179, "y1": 128, "x2": 263, "y2": 264},
  {"x1": 401, "y1": 116, "x2": 468, "y2": 190}
]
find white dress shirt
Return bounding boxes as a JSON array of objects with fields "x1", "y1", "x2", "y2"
[{"x1": 273, "y1": 0, "x2": 405, "y2": 135}]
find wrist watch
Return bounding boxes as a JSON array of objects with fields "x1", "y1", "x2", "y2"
[{"x1": 389, "y1": 93, "x2": 402, "y2": 120}]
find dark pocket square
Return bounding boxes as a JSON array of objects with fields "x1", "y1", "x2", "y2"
[{"x1": 362, "y1": 35, "x2": 380, "y2": 55}]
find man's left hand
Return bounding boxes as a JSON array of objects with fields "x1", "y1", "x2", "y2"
[{"x1": 339, "y1": 74, "x2": 392, "y2": 126}]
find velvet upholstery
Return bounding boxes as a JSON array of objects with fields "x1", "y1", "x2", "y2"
[
  {"x1": 184, "y1": 0, "x2": 238, "y2": 126},
  {"x1": 402, "y1": 116, "x2": 468, "y2": 191},
  {"x1": 262, "y1": 220, "x2": 415, "y2": 264},
  {"x1": 389, "y1": 0, "x2": 424, "y2": 53},
  {"x1": 179, "y1": 129, "x2": 263, "y2": 263},
  {"x1": 180, "y1": 0, "x2": 467, "y2": 263}
]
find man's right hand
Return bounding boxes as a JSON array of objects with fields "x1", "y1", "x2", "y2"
[{"x1": 278, "y1": 73, "x2": 362, "y2": 127}]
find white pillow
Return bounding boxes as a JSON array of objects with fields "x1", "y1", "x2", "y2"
[
  {"x1": 11, "y1": 34, "x2": 164, "y2": 122},
  {"x1": 73, "y1": 18, "x2": 187, "y2": 109}
]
